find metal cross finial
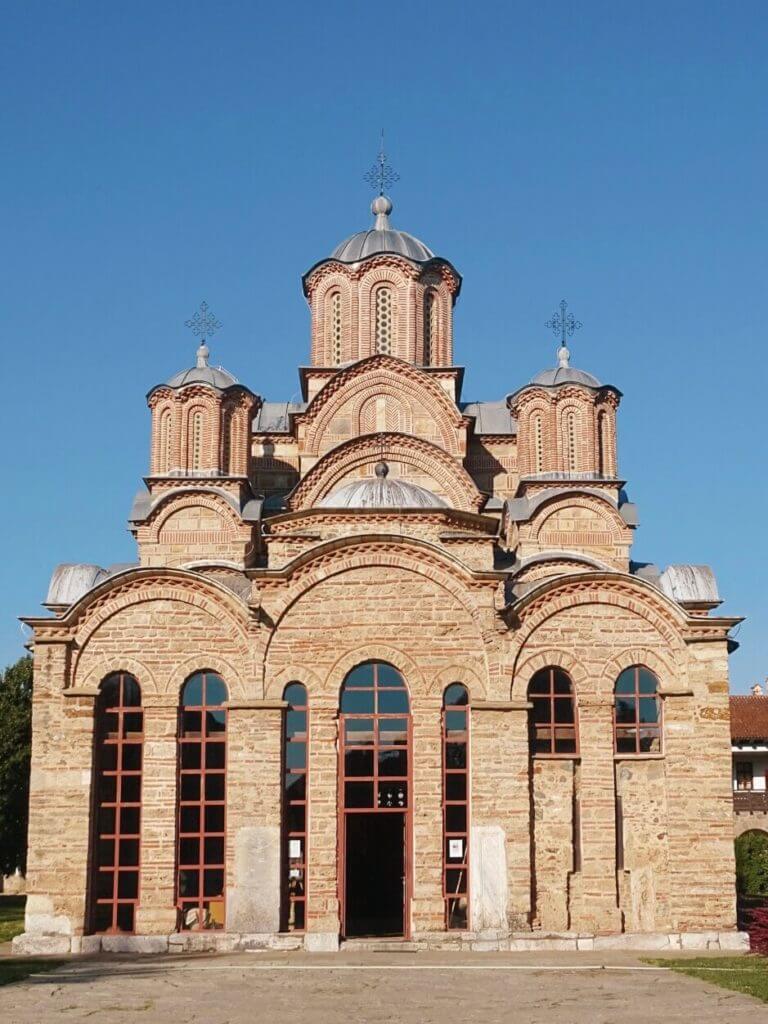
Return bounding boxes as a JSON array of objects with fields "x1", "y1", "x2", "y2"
[
  {"x1": 545, "y1": 300, "x2": 582, "y2": 346},
  {"x1": 184, "y1": 301, "x2": 222, "y2": 343},
  {"x1": 364, "y1": 130, "x2": 400, "y2": 195}
]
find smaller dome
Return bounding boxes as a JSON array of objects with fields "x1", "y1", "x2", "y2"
[
  {"x1": 319, "y1": 463, "x2": 447, "y2": 509},
  {"x1": 165, "y1": 342, "x2": 239, "y2": 389},
  {"x1": 531, "y1": 366, "x2": 602, "y2": 388}
]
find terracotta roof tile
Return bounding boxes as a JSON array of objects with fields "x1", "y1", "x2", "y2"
[{"x1": 730, "y1": 696, "x2": 768, "y2": 741}]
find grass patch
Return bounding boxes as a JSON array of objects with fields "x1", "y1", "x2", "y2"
[
  {"x1": 0, "y1": 958, "x2": 66, "y2": 987},
  {"x1": 645, "y1": 956, "x2": 768, "y2": 1003},
  {"x1": 0, "y1": 896, "x2": 25, "y2": 944}
]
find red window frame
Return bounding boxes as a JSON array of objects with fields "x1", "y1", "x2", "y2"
[
  {"x1": 176, "y1": 671, "x2": 228, "y2": 931},
  {"x1": 614, "y1": 665, "x2": 662, "y2": 755},
  {"x1": 282, "y1": 682, "x2": 308, "y2": 932},
  {"x1": 528, "y1": 667, "x2": 578, "y2": 757},
  {"x1": 442, "y1": 683, "x2": 469, "y2": 930},
  {"x1": 89, "y1": 672, "x2": 143, "y2": 934},
  {"x1": 338, "y1": 661, "x2": 412, "y2": 939}
]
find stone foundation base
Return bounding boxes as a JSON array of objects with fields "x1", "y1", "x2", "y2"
[{"x1": 12, "y1": 929, "x2": 749, "y2": 956}]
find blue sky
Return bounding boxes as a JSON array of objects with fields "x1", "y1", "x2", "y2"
[{"x1": 2, "y1": 1, "x2": 765, "y2": 691}]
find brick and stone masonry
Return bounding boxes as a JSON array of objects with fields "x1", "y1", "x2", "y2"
[{"x1": 14, "y1": 194, "x2": 746, "y2": 954}]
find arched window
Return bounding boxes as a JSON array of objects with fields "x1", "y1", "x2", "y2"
[
  {"x1": 159, "y1": 409, "x2": 173, "y2": 473},
  {"x1": 424, "y1": 291, "x2": 438, "y2": 365},
  {"x1": 328, "y1": 291, "x2": 343, "y2": 365},
  {"x1": 189, "y1": 410, "x2": 204, "y2": 471},
  {"x1": 597, "y1": 410, "x2": 610, "y2": 477},
  {"x1": 282, "y1": 682, "x2": 308, "y2": 932},
  {"x1": 533, "y1": 414, "x2": 544, "y2": 474},
  {"x1": 89, "y1": 672, "x2": 143, "y2": 934},
  {"x1": 177, "y1": 671, "x2": 228, "y2": 930},
  {"x1": 614, "y1": 666, "x2": 661, "y2": 754},
  {"x1": 220, "y1": 407, "x2": 232, "y2": 475},
  {"x1": 443, "y1": 683, "x2": 469, "y2": 930},
  {"x1": 564, "y1": 410, "x2": 578, "y2": 472},
  {"x1": 374, "y1": 287, "x2": 394, "y2": 355},
  {"x1": 528, "y1": 668, "x2": 578, "y2": 755}
]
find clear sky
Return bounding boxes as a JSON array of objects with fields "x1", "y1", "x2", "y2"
[{"x1": 2, "y1": 1, "x2": 766, "y2": 691}]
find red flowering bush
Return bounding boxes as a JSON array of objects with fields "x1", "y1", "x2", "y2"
[{"x1": 748, "y1": 904, "x2": 768, "y2": 955}]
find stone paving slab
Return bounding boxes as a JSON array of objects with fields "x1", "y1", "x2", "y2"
[{"x1": 0, "y1": 950, "x2": 762, "y2": 1023}]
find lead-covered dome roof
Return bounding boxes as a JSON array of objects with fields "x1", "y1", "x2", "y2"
[
  {"x1": 531, "y1": 365, "x2": 602, "y2": 388},
  {"x1": 161, "y1": 343, "x2": 240, "y2": 390},
  {"x1": 318, "y1": 462, "x2": 447, "y2": 509},
  {"x1": 330, "y1": 196, "x2": 434, "y2": 264}
]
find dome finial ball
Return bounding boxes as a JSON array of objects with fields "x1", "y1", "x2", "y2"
[{"x1": 371, "y1": 195, "x2": 393, "y2": 217}]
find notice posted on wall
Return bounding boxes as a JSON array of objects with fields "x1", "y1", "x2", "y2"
[{"x1": 449, "y1": 839, "x2": 464, "y2": 859}]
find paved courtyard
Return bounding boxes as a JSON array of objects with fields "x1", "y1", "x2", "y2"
[{"x1": 0, "y1": 951, "x2": 762, "y2": 1023}]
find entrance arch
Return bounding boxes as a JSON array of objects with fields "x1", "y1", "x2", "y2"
[{"x1": 339, "y1": 661, "x2": 412, "y2": 938}]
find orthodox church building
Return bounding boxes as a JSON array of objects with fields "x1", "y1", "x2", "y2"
[{"x1": 16, "y1": 188, "x2": 745, "y2": 955}]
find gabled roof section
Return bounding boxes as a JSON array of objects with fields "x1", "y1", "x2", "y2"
[{"x1": 731, "y1": 696, "x2": 768, "y2": 742}]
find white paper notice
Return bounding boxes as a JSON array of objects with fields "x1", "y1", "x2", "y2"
[
  {"x1": 449, "y1": 839, "x2": 463, "y2": 859},
  {"x1": 289, "y1": 839, "x2": 302, "y2": 859}
]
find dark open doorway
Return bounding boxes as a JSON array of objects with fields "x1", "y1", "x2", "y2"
[{"x1": 345, "y1": 812, "x2": 405, "y2": 937}]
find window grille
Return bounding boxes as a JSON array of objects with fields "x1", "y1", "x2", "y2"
[
  {"x1": 374, "y1": 287, "x2": 394, "y2": 355},
  {"x1": 528, "y1": 668, "x2": 578, "y2": 755},
  {"x1": 442, "y1": 683, "x2": 469, "y2": 930},
  {"x1": 330, "y1": 292, "x2": 343, "y2": 365},
  {"x1": 614, "y1": 666, "x2": 662, "y2": 755}
]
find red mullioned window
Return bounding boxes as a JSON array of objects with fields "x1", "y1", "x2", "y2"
[
  {"x1": 282, "y1": 682, "x2": 308, "y2": 931},
  {"x1": 528, "y1": 667, "x2": 578, "y2": 756},
  {"x1": 614, "y1": 665, "x2": 662, "y2": 755},
  {"x1": 89, "y1": 672, "x2": 143, "y2": 934},
  {"x1": 176, "y1": 671, "x2": 228, "y2": 930},
  {"x1": 443, "y1": 683, "x2": 469, "y2": 930}
]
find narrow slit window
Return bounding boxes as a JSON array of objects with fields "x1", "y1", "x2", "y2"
[
  {"x1": 533, "y1": 414, "x2": 544, "y2": 474},
  {"x1": 374, "y1": 287, "x2": 394, "y2": 355},
  {"x1": 160, "y1": 410, "x2": 173, "y2": 473},
  {"x1": 329, "y1": 292, "x2": 343, "y2": 365},
  {"x1": 190, "y1": 411, "x2": 204, "y2": 471},
  {"x1": 528, "y1": 668, "x2": 578, "y2": 756},
  {"x1": 443, "y1": 683, "x2": 469, "y2": 930},
  {"x1": 176, "y1": 671, "x2": 228, "y2": 931},
  {"x1": 565, "y1": 411, "x2": 578, "y2": 472},
  {"x1": 282, "y1": 683, "x2": 308, "y2": 932},
  {"x1": 424, "y1": 291, "x2": 438, "y2": 365},
  {"x1": 614, "y1": 666, "x2": 662, "y2": 755},
  {"x1": 89, "y1": 672, "x2": 143, "y2": 934}
]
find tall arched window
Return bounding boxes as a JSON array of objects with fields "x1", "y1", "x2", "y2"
[
  {"x1": 220, "y1": 407, "x2": 232, "y2": 475},
  {"x1": 614, "y1": 666, "x2": 661, "y2": 754},
  {"x1": 177, "y1": 671, "x2": 228, "y2": 930},
  {"x1": 328, "y1": 291, "x2": 343, "y2": 365},
  {"x1": 189, "y1": 410, "x2": 204, "y2": 471},
  {"x1": 374, "y1": 287, "x2": 394, "y2": 355},
  {"x1": 597, "y1": 410, "x2": 610, "y2": 477},
  {"x1": 529, "y1": 668, "x2": 578, "y2": 755},
  {"x1": 564, "y1": 411, "x2": 578, "y2": 472},
  {"x1": 443, "y1": 683, "x2": 469, "y2": 930},
  {"x1": 424, "y1": 291, "x2": 438, "y2": 365},
  {"x1": 159, "y1": 409, "x2": 173, "y2": 473},
  {"x1": 533, "y1": 414, "x2": 544, "y2": 474},
  {"x1": 89, "y1": 672, "x2": 143, "y2": 934},
  {"x1": 282, "y1": 682, "x2": 308, "y2": 932}
]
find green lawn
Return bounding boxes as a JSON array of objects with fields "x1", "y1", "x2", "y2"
[
  {"x1": 646, "y1": 956, "x2": 768, "y2": 1004},
  {"x1": 0, "y1": 958, "x2": 66, "y2": 987},
  {"x1": 0, "y1": 896, "x2": 25, "y2": 944}
]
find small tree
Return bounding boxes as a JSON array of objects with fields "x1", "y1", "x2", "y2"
[
  {"x1": 735, "y1": 830, "x2": 768, "y2": 897},
  {"x1": 0, "y1": 655, "x2": 33, "y2": 875}
]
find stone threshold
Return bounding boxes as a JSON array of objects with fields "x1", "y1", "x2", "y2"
[{"x1": 12, "y1": 929, "x2": 749, "y2": 956}]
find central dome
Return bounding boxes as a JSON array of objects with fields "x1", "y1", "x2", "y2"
[
  {"x1": 331, "y1": 196, "x2": 434, "y2": 263},
  {"x1": 319, "y1": 461, "x2": 447, "y2": 509}
]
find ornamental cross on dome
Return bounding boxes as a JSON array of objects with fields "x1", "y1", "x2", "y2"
[
  {"x1": 184, "y1": 301, "x2": 222, "y2": 343},
  {"x1": 364, "y1": 131, "x2": 400, "y2": 195},
  {"x1": 545, "y1": 299, "x2": 582, "y2": 346}
]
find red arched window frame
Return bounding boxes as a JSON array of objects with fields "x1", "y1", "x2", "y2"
[
  {"x1": 614, "y1": 666, "x2": 662, "y2": 755},
  {"x1": 89, "y1": 672, "x2": 143, "y2": 934},
  {"x1": 176, "y1": 671, "x2": 228, "y2": 930},
  {"x1": 528, "y1": 667, "x2": 578, "y2": 756},
  {"x1": 282, "y1": 682, "x2": 308, "y2": 931},
  {"x1": 443, "y1": 683, "x2": 470, "y2": 930}
]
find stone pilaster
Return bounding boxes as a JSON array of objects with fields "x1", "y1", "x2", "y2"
[
  {"x1": 135, "y1": 696, "x2": 178, "y2": 934},
  {"x1": 410, "y1": 698, "x2": 443, "y2": 935},
  {"x1": 225, "y1": 700, "x2": 284, "y2": 934},
  {"x1": 532, "y1": 758, "x2": 575, "y2": 931},
  {"x1": 568, "y1": 697, "x2": 622, "y2": 932},
  {"x1": 471, "y1": 702, "x2": 531, "y2": 931},
  {"x1": 24, "y1": 643, "x2": 94, "y2": 941},
  {"x1": 305, "y1": 703, "x2": 340, "y2": 942}
]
